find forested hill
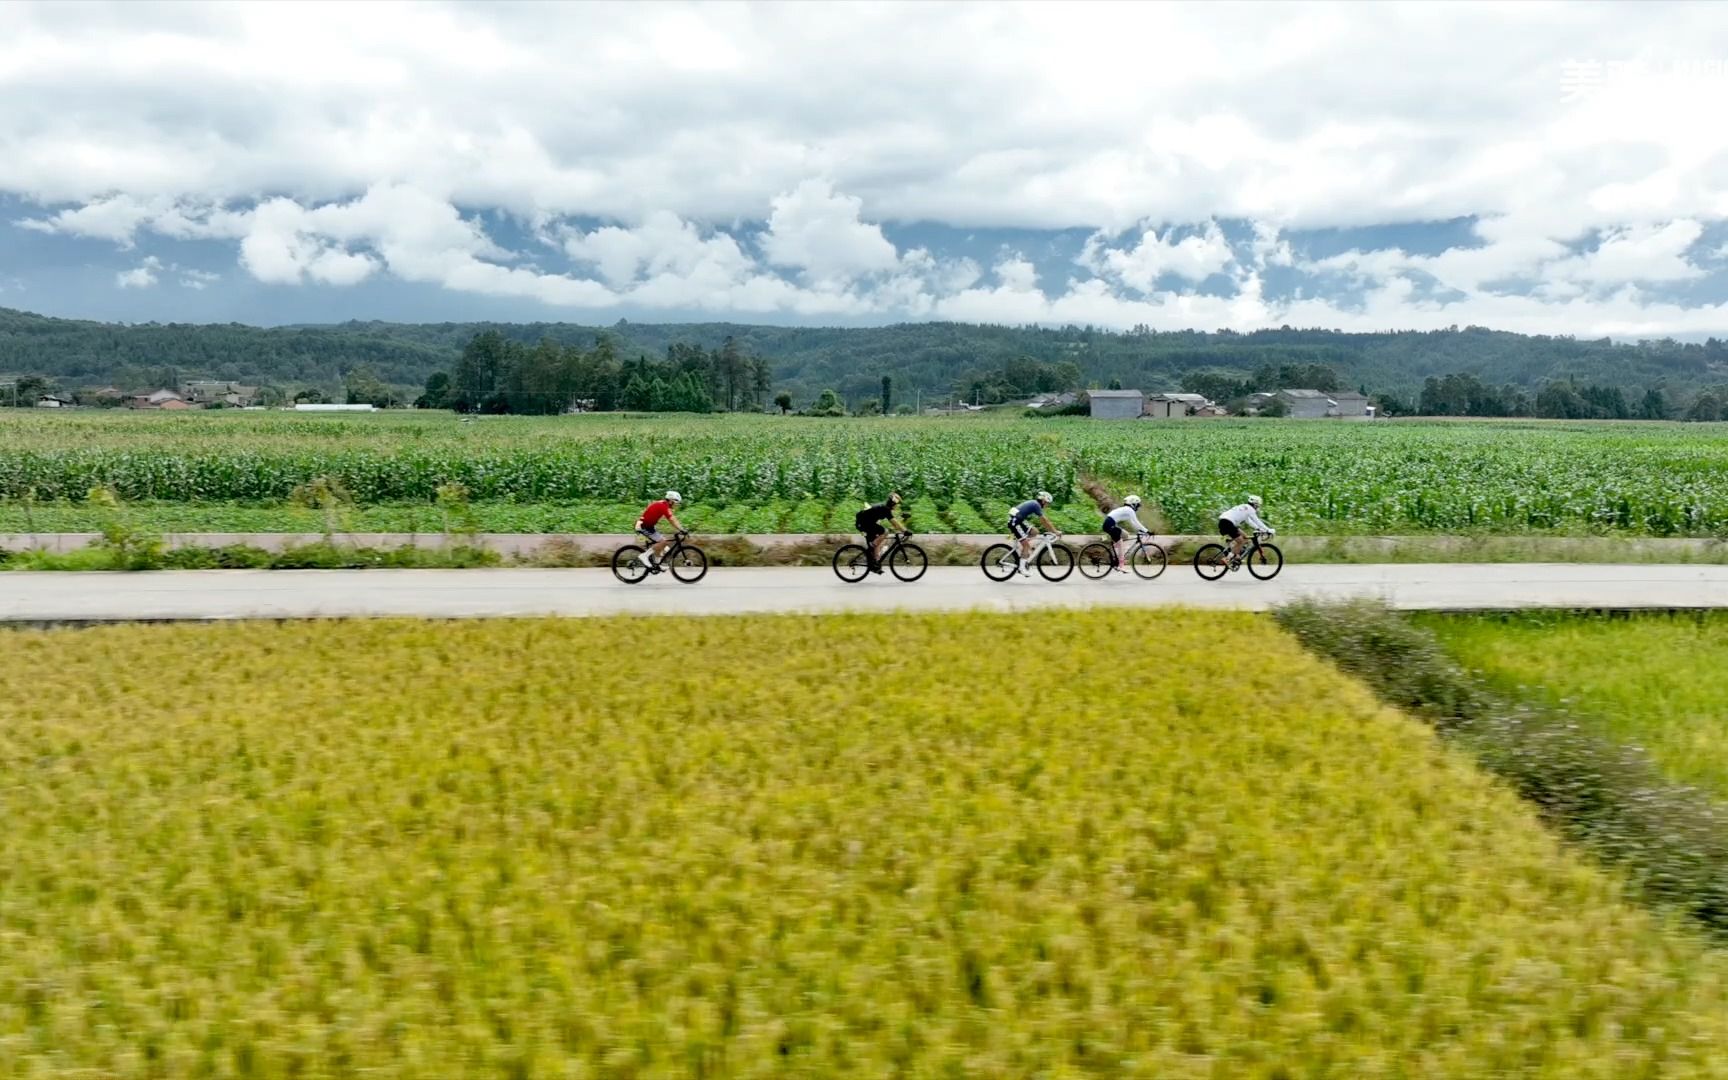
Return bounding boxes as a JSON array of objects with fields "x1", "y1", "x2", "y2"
[{"x1": 3, "y1": 306, "x2": 1725, "y2": 403}]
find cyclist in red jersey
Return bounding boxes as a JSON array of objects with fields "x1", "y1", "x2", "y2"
[{"x1": 635, "y1": 490, "x2": 686, "y2": 569}]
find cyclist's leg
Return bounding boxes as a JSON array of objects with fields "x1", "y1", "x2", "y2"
[
  {"x1": 1218, "y1": 518, "x2": 1241, "y2": 559},
  {"x1": 1103, "y1": 516, "x2": 1124, "y2": 566}
]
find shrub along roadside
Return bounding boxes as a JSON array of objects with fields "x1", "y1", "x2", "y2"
[
  {"x1": 1276, "y1": 598, "x2": 1728, "y2": 939},
  {"x1": 0, "y1": 542, "x2": 501, "y2": 571}
]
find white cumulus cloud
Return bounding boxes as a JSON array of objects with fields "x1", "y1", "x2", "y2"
[{"x1": 115, "y1": 255, "x2": 161, "y2": 288}]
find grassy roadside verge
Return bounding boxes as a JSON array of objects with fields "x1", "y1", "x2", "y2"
[
  {"x1": 1276, "y1": 600, "x2": 1728, "y2": 939},
  {"x1": 7, "y1": 532, "x2": 1728, "y2": 570}
]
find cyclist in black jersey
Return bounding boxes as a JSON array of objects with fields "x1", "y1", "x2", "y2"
[{"x1": 854, "y1": 492, "x2": 907, "y2": 573}]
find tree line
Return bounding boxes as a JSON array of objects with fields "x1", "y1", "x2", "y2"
[
  {"x1": 418, "y1": 331, "x2": 776, "y2": 414},
  {"x1": 1398, "y1": 372, "x2": 1727, "y2": 421},
  {"x1": 7, "y1": 305, "x2": 1728, "y2": 413}
]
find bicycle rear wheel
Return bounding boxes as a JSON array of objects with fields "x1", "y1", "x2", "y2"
[
  {"x1": 1193, "y1": 543, "x2": 1229, "y2": 581},
  {"x1": 1078, "y1": 542, "x2": 1114, "y2": 580},
  {"x1": 611, "y1": 545, "x2": 650, "y2": 584},
  {"x1": 980, "y1": 543, "x2": 1018, "y2": 582},
  {"x1": 890, "y1": 543, "x2": 928, "y2": 582},
  {"x1": 1247, "y1": 542, "x2": 1284, "y2": 580},
  {"x1": 1037, "y1": 542, "x2": 1075, "y2": 582},
  {"x1": 832, "y1": 544, "x2": 870, "y2": 583},
  {"x1": 1131, "y1": 542, "x2": 1168, "y2": 580},
  {"x1": 669, "y1": 545, "x2": 708, "y2": 583}
]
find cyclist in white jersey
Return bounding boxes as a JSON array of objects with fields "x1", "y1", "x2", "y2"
[
  {"x1": 1101, "y1": 495, "x2": 1150, "y2": 574},
  {"x1": 1218, "y1": 495, "x2": 1275, "y2": 560}
]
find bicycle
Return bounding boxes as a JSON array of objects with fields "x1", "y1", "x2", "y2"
[
  {"x1": 1193, "y1": 530, "x2": 1283, "y2": 581},
  {"x1": 1078, "y1": 531, "x2": 1168, "y2": 580},
  {"x1": 612, "y1": 529, "x2": 709, "y2": 584},
  {"x1": 981, "y1": 530, "x2": 1075, "y2": 582},
  {"x1": 833, "y1": 531, "x2": 928, "y2": 583}
]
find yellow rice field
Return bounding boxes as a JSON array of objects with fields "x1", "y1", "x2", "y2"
[{"x1": 3, "y1": 611, "x2": 1728, "y2": 1077}]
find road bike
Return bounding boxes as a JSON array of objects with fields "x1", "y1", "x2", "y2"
[
  {"x1": 833, "y1": 531, "x2": 928, "y2": 583},
  {"x1": 981, "y1": 530, "x2": 1075, "y2": 582},
  {"x1": 1193, "y1": 530, "x2": 1283, "y2": 581},
  {"x1": 612, "y1": 530, "x2": 709, "y2": 584},
  {"x1": 1078, "y1": 531, "x2": 1168, "y2": 580}
]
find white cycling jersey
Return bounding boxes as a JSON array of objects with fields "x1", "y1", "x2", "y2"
[
  {"x1": 1221, "y1": 504, "x2": 1273, "y2": 533},
  {"x1": 1105, "y1": 505, "x2": 1148, "y2": 534}
]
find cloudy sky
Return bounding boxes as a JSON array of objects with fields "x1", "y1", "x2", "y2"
[{"x1": 3, "y1": 1, "x2": 1727, "y2": 335}]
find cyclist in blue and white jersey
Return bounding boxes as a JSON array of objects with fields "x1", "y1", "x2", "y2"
[{"x1": 1008, "y1": 491, "x2": 1059, "y2": 576}]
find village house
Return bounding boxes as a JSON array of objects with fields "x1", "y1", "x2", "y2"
[
  {"x1": 1142, "y1": 392, "x2": 1214, "y2": 418},
  {"x1": 127, "y1": 389, "x2": 190, "y2": 410},
  {"x1": 181, "y1": 380, "x2": 259, "y2": 407},
  {"x1": 1247, "y1": 388, "x2": 1375, "y2": 419},
  {"x1": 1086, "y1": 389, "x2": 1145, "y2": 419}
]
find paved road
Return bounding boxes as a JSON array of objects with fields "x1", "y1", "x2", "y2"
[{"x1": 5, "y1": 564, "x2": 1728, "y2": 623}]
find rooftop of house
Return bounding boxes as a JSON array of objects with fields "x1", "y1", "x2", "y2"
[{"x1": 1088, "y1": 389, "x2": 1144, "y2": 398}]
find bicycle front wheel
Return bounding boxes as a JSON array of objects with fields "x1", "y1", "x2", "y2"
[
  {"x1": 1131, "y1": 542, "x2": 1168, "y2": 580},
  {"x1": 669, "y1": 545, "x2": 708, "y2": 583},
  {"x1": 832, "y1": 544, "x2": 870, "y2": 583},
  {"x1": 1193, "y1": 543, "x2": 1229, "y2": 581},
  {"x1": 1037, "y1": 542, "x2": 1075, "y2": 582},
  {"x1": 1078, "y1": 542, "x2": 1114, "y2": 580},
  {"x1": 981, "y1": 543, "x2": 1018, "y2": 582},
  {"x1": 611, "y1": 545, "x2": 650, "y2": 584},
  {"x1": 890, "y1": 543, "x2": 928, "y2": 582},
  {"x1": 1247, "y1": 542, "x2": 1284, "y2": 580}
]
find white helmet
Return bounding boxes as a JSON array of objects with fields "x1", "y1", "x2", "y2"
[
  {"x1": 1246, "y1": 494, "x2": 1262, "y2": 508},
  {"x1": 665, "y1": 490, "x2": 683, "y2": 504},
  {"x1": 1036, "y1": 490, "x2": 1053, "y2": 504},
  {"x1": 1124, "y1": 495, "x2": 1142, "y2": 509}
]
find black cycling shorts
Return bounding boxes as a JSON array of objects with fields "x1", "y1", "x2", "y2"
[
  {"x1": 1218, "y1": 517, "x2": 1242, "y2": 540},
  {"x1": 1102, "y1": 516, "x2": 1124, "y2": 541},
  {"x1": 856, "y1": 513, "x2": 886, "y2": 539},
  {"x1": 1009, "y1": 518, "x2": 1033, "y2": 540}
]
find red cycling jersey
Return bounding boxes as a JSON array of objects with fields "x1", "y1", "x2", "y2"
[{"x1": 640, "y1": 500, "x2": 674, "y2": 528}]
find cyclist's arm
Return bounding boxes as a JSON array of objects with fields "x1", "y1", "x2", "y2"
[
  {"x1": 1244, "y1": 509, "x2": 1272, "y2": 534},
  {"x1": 1126, "y1": 511, "x2": 1149, "y2": 535},
  {"x1": 1039, "y1": 512, "x2": 1058, "y2": 532},
  {"x1": 890, "y1": 515, "x2": 908, "y2": 533},
  {"x1": 666, "y1": 511, "x2": 685, "y2": 533}
]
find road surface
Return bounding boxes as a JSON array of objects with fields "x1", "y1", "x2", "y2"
[{"x1": 5, "y1": 564, "x2": 1728, "y2": 624}]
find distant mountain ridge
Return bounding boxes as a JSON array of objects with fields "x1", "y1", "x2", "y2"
[{"x1": 3, "y1": 306, "x2": 1725, "y2": 403}]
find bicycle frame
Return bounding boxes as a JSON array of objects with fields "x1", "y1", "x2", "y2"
[
  {"x1": 1014, "y1": 529, "x2": 1063, "y2": 564},
  {"x1": 1106, "y1": 531, "x2": 1154, "y2": 567},
  {"x1": 1226, "y1": 530, "x2": 1271, "y2": 565}
]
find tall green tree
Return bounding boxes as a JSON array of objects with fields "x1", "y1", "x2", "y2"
[
  {"x1": 1639, "y1": 386, "x2": 1669, "y2": 420},
  {"x1": 750, "y1": 354, "x2": 773, "y2": 410},
  {"x1": 720, "y1": 336, "x2": 746, "y2": 411},
  {"x1": 449, "y1": 330, "x2": 510, "y2": 413}
]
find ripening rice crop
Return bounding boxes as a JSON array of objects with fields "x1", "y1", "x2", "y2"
[
  {"x1": 4, "y1": 611, "x2": 1728, "y2": 1077},
  {"x1": 1420, "y1": 610, "x2": 1728, "y2": 796}
]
